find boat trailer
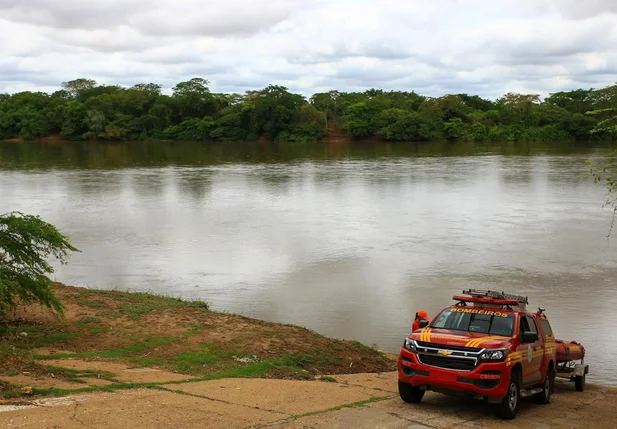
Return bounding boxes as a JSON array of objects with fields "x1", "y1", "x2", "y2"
[{"x1": 555, "y1": 340, "x2": 589, "y2": 392}]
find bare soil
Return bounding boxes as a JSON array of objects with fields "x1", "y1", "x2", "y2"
[{"x1": 0, "y1": 284, "x2": 394, "y2": 400}]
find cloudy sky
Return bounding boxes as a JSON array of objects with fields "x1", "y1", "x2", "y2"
[{"x1": 1, "y1": 0, "x2": 616, "y2": 99}]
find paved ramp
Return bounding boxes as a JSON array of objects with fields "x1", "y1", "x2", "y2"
[{"x1": 1, "y1": 373, "x2": 615, "y2": 428}]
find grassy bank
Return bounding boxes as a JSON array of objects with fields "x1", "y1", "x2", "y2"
[{"x1": 0, "y1": 284, "x2": 395, "y2": 401}]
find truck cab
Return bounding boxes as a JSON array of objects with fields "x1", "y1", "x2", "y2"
[{"x1": 398, "y1": 289, "x2": 556, "y2": 420}]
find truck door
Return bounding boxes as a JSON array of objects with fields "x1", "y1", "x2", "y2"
[
  {"x1": 517, "y1": 315, "x2": 543, "y2": 385},
  {"x1": 525, "y1": 316, "x2": 544, "y2": 383}
]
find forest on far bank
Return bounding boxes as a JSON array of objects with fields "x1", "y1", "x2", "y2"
[{"x1": 1, "y1": 78, "x2": 616, "y2": 143}]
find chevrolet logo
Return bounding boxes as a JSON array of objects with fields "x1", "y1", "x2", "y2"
[{"x1": 438, "y1": 350, "x2": 452, "y2": 356}]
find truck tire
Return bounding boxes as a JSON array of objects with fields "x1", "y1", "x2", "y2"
[
  {"x1": 398, "y1": 381, "x2": 425, "y2": 403},
  {"x1": 496, "y1": 371, "x2": 520, "y2": 420},
  {"x1": 533, "y1": 366, "x2": 555, "y2": 404},
  {"x1": 575, "y1": 375, "x2": 585, "y2": 392}
]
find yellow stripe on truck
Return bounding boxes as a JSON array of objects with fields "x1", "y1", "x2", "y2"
[
  {"x1": 420, "y1": 328, "x2": 432, "y2": 342},
  {"x1": 506, "y1": 352, "x2": 522, "y2": 366},
  {"x1": 466, "y1": 336, "x2": 504, "y2": 348}
]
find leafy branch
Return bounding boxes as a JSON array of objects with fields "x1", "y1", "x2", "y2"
[
  {"x1": 0, "y1": 212, "x2": 79, "y2": 318},
  {"x1": 586, "y1": 154, "x2": 617, "y2": 238}
]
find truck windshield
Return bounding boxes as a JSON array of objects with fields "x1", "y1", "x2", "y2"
[{"x1": 431, "y1": 308, "x2": 515, "y2": 337}]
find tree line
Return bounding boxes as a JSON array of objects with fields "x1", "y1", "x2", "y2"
[{"x1": 1, "y1": 78, "x2": 616, "y2": 143}]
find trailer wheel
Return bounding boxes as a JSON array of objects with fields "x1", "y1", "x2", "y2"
[{"x1": 575, "y1": 375, "x2": 585, "y2": 392}]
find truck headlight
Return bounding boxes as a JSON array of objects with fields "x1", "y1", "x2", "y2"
[
  {"x1": 479, "y1": 349, "x2": 508, "y2": 361},
  {"x1": 403, "y1": 338, "x2": 417, "y2": 352}
]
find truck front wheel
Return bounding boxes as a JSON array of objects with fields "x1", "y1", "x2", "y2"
[
  {"x1": 534, "y1": 366, "x2": 555, "y2": 404},
  {"x1": 496, "y1": 372, "x2": 520, "y2": 420},
  {"x1": 398, "y1": 381, "x2": 425, "y2": 403}
]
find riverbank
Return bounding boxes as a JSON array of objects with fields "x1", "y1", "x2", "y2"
[
  {"x1": 0, "y1": 284, "x2": 395, "y2": 400},
  {"x1": 2, "y1": 285, "x2": 617, "y2": 427},
  {"x1": 1, "y1": 134, "x2": 354, "y2": 144}
]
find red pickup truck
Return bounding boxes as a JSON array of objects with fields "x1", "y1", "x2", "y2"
[{"x1": 398, "y1": 289, "x2": 556, "y2": 420}]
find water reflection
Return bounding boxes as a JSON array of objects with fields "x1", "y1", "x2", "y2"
[
  {"x1": 1, "y1": 140, "x2": 613, "y2": 170},
  {"x1": 0, "y1": 141, "x2": 616, "y2": 385}
]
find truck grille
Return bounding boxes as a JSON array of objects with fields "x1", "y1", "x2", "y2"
[{"x1": 418, "y1": 354, "x2": 476, "y2": 371}]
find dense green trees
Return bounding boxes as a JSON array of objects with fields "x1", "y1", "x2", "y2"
[{"x1": 1, "y1": 79, "x2": 616, "y2": 143}]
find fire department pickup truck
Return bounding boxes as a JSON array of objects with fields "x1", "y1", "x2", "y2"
[{"x1": 398, "y1": 289, "x2": 556, "y2": 420}]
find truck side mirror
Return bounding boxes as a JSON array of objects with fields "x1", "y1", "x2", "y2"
[
  {"x1": 419, "y1": 320, "x2": 429, "y2": 329},
  {"x1": 522, "y1": 332, "x2": 539, "y2": 343}
]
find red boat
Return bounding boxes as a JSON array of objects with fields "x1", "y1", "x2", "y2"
[
  {"x1": 554, "y1": 339, "x2": 588, "y2": 391},
  {"x1": 555, "y1": 340, "x2": 585, "y2": 362}
]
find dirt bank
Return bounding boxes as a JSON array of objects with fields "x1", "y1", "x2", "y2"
[
  {"x1": 0, "y1": 284, "x2": 394, "y2": 400},
  {"x1": 1, "y1": 132, "x2": 351, "y2": 144},
  {"x1": 1, "y1": 135, "x2": 67, "y2": 143}
]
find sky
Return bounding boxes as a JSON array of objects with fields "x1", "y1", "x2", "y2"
[{"x1": 1, "y1": 0, "x2": 617, "y2": 99}]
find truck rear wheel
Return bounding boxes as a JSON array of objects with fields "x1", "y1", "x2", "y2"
[
  {"x1": 398, "y1": 381, "x2": 425, "y2": 403},
  {"x1": 496, "y1": 372, "x2": 520, "y2": 420}
]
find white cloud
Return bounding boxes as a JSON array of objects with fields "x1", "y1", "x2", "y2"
[{"x1": 1, "y1": 0, "x2": 616, "y2": 98}]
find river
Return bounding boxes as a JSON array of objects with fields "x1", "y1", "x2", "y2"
[{"x1": 1, "y1": 140, "x2": 616, "y2": 385}]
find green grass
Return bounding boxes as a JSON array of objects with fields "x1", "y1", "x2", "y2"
[
  {"x1": 34, "y1": 335, "x2": 178, "y2": 361},
  {"x1": 319, "y1": 376, "x2": 337, "y2": 383},
  {"x1": 103, "y1": 290, "x2": 210, "y2": 312},
  {"x1": 0, "y1": 380, "x2": 21, "y2": 399},
  {"x1": 350, "y1": 341, "x2": 374, "y2": 353},
  {"x1": 0, "y1": 388, "x2": 21, "y2": 399},
  {"x1": 213, "y1": 354, "x2": 314, "y2": 379},
  {"x1": 1, "y1": 324, "x2": 76, "y2": 348},
  {"x1": 32, "y1": 340, "x2": 316, "y2": 380},
  {"x1": 75, "y1": 288, "x2": 209, "y2": 321},
  {"x1": 28, "y1": 332, "x2": 76, "y2": 347},
  {"x1": 132, "y1": 357, "x2": 166, "y2": 367},
  {"x1": 0, "y1": 341, "x2": 34, "y2": 368},
  {"x1": 167, "y1": 344, "x2": 237, "y2": 373},
  {"x1": 261, "y1": 329, "x2": 292, "y2": 340},
  {"x1": 95, "y1": 311, "x2": 120, "y2": 319},
  {"x1": 43, "y1": 366, "x2": 117, "y2": 380},
  {"x1": 78, "y1": 317, "x2": 102, "y2": 324},
  {"x1": 181, "y1": 323, "x2": 206, "y2": 337},
  {"x1": 86, "y1": 326, "x2": 111, "y2": 334},
  {"x1": 118, "y1": 305, "x2": 152, "y2": 320},
  {"x1": 79, "y1": 300, "x2": 106, "y2": 309}
]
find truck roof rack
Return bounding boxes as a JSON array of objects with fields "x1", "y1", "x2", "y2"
[{"x1": 452, "y1": 289, "x2": 528, "y2": 311}]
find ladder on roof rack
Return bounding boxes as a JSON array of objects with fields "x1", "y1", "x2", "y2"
[{"x1": 462, "y1": 289, "x2": 528, "y2": 304}]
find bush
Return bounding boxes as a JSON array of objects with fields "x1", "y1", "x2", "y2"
[{"x1": 0, "y1": 212, "x2": 79, "y2": 318}]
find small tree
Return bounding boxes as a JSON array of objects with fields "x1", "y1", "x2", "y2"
[
  {"x1": 586, "y1": 107, "x2": 617, "y2": 237},
  {"x1": 587, "y1": 154, "x2": 617, "y2": 237},
  {"x1": 0, "y1": 212, "x2": 79, "y2": 318}
]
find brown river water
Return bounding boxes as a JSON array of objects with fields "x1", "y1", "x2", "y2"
[{"x1": 1, "y1": 140, "x2": 616, "y2": 385}]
